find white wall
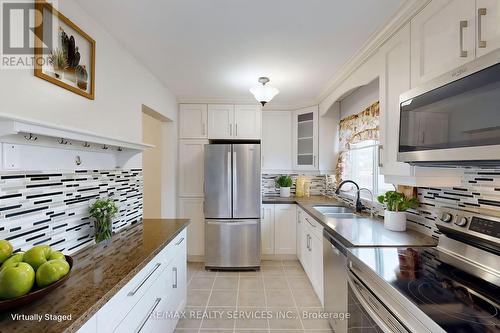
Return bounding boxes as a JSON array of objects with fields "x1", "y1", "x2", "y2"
[
  {"x1": 339, "y1": 79, "x2": 379, "y2": 119},
  {"x1": 0, "y1": 0, "x2": 178, "y2": 216},
  {"x1": 0, "y1": 0, "x2": 177, "y2": 143}
]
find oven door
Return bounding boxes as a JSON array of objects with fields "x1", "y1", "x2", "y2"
[{"x1": 347, "y1": 269, "x2": 410, "y2": 333}]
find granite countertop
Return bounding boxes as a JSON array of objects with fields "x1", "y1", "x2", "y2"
[
  {"x1": 264, "y1": 195, "x2": 437, "y2": 248},
  {"x1": 0, "y1": 219, "x2": 190, "y2": 333}
]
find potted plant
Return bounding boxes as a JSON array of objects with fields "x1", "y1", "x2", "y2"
[
  {"x1": 276, "y1": 175, "x2": 293, "y2": 198},
  {"x1": 89, "y1": 198, "x2": 118, "y2": 243},
  {"x1": 48, "y1": 48, "x2": 68, "y2": 79},
  {"x1": 377, "y1": 191, "x2": 418, "y2": 231}
]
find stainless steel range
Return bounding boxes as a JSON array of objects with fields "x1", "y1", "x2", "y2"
[{"x1": 346, "y1": 208, "x2": 500, "y2": 332}]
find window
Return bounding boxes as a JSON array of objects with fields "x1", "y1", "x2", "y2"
[{"x1": 344, "y1": 140, "x2": 392, "y2": 198}]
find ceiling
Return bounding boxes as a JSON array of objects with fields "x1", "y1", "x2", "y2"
[{"x1": 75, "y1": 0, "x2": 403, "y2": 108}]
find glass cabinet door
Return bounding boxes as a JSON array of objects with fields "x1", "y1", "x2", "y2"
[{"x1": 293, "y1": 106, "x2": 318, "y2": 170}]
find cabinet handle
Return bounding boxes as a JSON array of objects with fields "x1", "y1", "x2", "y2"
[
  {"x1": 229, "y1": 123, "x2": 233, "y2": 136},
  {"x1": 377, "y1": 145, "x2": 383, "y2": 168},
  {"x1": 128, "y1": 263, "x2": 162, "y2": 296},
  {"x1": 175, "y1": 237, "x2": 185, "y2": 245},
  {"x1": 305, "y1": 217, "x2": 316, "y2": 228},
  {"x1": 478, "y1": 8, "x2": 487, "y2": 48},
  {"x1": 459, "y1": 20, "x2": 468, "y2": 57},
  {"x1": 262, "y1": 208, "x2": 265, "y2": 219},
  {"x1": 172, "y1": 267, "x2": 178, "y2": 288},
  {"x1": 236, "y1": 123, "x2": 238, "y2": 137},
  {"x1": 313, "y1": 155, "x2": 316, "y2": 167},
  {"x1": 202, "y1": 123, "x2": 206, "y2": 136},
  {"x1": 135, "y1": 297, "x2": 162, "y2": 333}
]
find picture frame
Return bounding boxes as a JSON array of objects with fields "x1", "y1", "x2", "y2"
[{"x1": 34, "y1": 1, "x2": 95, "y2": 100}]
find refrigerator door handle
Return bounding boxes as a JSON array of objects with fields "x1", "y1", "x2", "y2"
[
  {"x1": 206, "y1": 220, "x2": 258, "y2": 226},
  {"x1": 233, "y1": 150, "x2": 238, "y2": 213},
  {"x1": 227, "y1": 150, "x2": 232, "y2": 214}
]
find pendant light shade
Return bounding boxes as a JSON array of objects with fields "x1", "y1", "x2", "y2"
[{"x1": 250, "y1": 77, "x2": 279, "y2": 106}]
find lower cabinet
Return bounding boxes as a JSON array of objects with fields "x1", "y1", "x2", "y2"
[
  {"x1": 261, "y1": 204, "x2": 297, "y2": 255},
  {"x1": 178, "y1": 197, "x2": 205, "y2": 257},
  {"x1": 78, "y1": 229, "x2": 187, "y2": 333},
  {"x1": 297, "y1": 207, "x2": 324, "y2": 306}
]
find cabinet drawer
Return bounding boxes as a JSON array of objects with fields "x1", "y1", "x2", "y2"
[
  {"x1": 96, "y1": 229, "x2": 186, "y2": 333},
  {"x1": 302, "y1": 212, "x2": 323, "y2": 238},
  {"x1": 113, "y1": 265, "x2": 172, "y2": 333}
]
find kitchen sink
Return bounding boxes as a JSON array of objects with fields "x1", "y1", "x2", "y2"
[
  {"x1": 322, "y1": 213, "x2": 358, "y2": 219},
  {"x1": 313, "y1": 206, "x2": 352, "y2": 215}
]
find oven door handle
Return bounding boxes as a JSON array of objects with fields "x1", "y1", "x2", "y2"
[{"x1": 347, "y1": 271, "x2": 408, "y2": 333}]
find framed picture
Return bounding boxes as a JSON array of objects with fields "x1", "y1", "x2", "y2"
[{"x1": 34, "y1": 1, "x2": 95, "y2": 99}]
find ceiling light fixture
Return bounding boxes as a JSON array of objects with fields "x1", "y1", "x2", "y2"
[{"x1": 249, "y1": 77, "x2": 279, "y2": 106}]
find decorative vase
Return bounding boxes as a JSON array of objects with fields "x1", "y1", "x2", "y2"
[
  {"x1": 280, "y1": 187, "x2": 291, "y2": 198},
  {"x1": 94, "y1": 217, "x2": 113, "y2": 243},
  {"x1": 384, "y1": 211, "x2": 407, "y2": 231}
]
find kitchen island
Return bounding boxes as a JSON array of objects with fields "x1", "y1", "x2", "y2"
[{"x1": 0, "y1": 219, "x2": 189, "y2": 333}]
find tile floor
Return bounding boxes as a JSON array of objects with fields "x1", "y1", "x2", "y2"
[{"x1": 175, "y1": 260, "x2": 333, "y2": 333}]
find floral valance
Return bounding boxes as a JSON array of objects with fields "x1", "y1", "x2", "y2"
[{"x1": 335, "y1": 101, "x2": 380, "y2": 184}]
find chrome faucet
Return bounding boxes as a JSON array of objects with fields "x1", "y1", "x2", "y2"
[
  {"x1": 359, "y1": 187, "x2": 374, "y2": 218},
  {"x1": 335, "y1": 180, "x2": 364, "y2": 213}
]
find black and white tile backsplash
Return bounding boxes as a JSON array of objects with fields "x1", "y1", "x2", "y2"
[
  {"x1": 262, "y1": 174, "x2": 326, "y2": 196},
  {"x1": 0, "y1": 169, "x2": 143, "y2": 254}
]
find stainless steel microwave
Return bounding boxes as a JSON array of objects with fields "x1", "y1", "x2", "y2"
[{"x1": 398, "y1": 48, "x2": 500, "y2": 166}]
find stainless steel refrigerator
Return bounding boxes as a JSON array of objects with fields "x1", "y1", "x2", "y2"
[{"x1": 204, "y1": 143, "x2": 261, "y2": 269}]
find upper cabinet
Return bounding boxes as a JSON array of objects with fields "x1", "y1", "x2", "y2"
[
  {"x1": 208, "y1": 104, "x2": 234, "y2": 139},
  {"x1": 411, "y1": 0, "x2": 500, "y2": 87},
  {"x1": 207, "y1": 104, "x2": 261, "y2": 140},
  {"x1": 293, "y1": 106, "x2": 319, "y2": 171},
  {"x1": 411, "y1": 0, "x2": 475, "y2": 87},
  {"x1": 379, "y1": 23, "x2": 413, "y2": 178},
  {"x1": 234, "y1": 105, "x2": 262, "y2": 139},
  {"x1": 262, "y1": 111, "x2": 292, "y2": 171},
  {"x1": 179, "y1": 104, "x2": 208, "y2": 139},
  {"x1": 476, "y1": 0, "x2": 500, "y2": 57}
]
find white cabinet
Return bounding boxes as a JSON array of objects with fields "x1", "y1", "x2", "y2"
[
  {"x1": 179, "y1": 198, "x2": 204, "y2": 257},
  {"x1": 274, "y1": 204, "x2": 297, "y2": 255},
  {"x1": 379, "y1": 23, "x2": 413, "y2": 178},
  {"x1": 262, "y1": 111, "x2": 292, "y2": 171},
  {"x1": 179, "y1": 140, "x2": 207, "y2": 197},
  {"x1": 293, "y1": 106, "x2": 319, "y2": 171},
  {"x1": 261, "y1": 204, "x2": 297, "y2": 256},
  {"x1": 234, "y1": 105, "x2": 261, "y2": 139},
  {"x1": 179, "y1": 104, "x2": 208, "y2": 139},
  {"x1": 208, "y1": 104, "x2": 234, "y2": 139},
  {"x1": 411, "y1": 0, "x2": 475, "y2": 87},
  {"x1": 95, "y1": 229, "x2": 187, "y2": 333},
  {"x1": 208, "y1": 104, "x2": 261, "y2": 140},
  {"x1": 297, "y1": 207, "x2": 323, "y2": 305},
  {"x1": 77, "y1": 316, "x2": 96, "y2": 333},
  {"x1": 261, "y1": 204, "x2": 275, "y2": 255},
  {"x1": 476, "y1": 0, "x2": 500, "y2": 57},
  {"x1": 296, "y1": 209, "x2": 304, "y2": 263}
]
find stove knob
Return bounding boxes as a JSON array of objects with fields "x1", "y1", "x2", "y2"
[
  {"x1": 440, "y1": 212, "x2": 453, "y2": 223},
  {"x1": 455, "y1": 216, "x2": 469, "y2": 227}
]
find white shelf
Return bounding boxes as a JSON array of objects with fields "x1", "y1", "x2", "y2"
[{"x1": 0, "y1": 113, "x2": 153, "y2": 151}]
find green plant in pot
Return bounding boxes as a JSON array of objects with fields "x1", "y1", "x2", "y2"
[
  {"x1": 75, "y1": 65, "x2": 88, "y2": 91},
  {"x1": 377, "y1": 191, "x2": 418, "y2": 231},
  {"x1": 276, "y1": 175, "x2": 293, "y2": 198},
  {"x1": 89, "y1": 198, "x2": 118, "y2": 243}
]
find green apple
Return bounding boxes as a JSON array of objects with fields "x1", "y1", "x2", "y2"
[
  {"x1": 0, "y1": 240, "x2": 13, "y2": 265},
  {"x1": 49, "y1": 251, "x2": 65, "y2": 261},
  {"x1": 36, "y1": 259, "x2": 70, "y2": 288},
  {"x1": 23, "y1": 245, "x2": 52, "y2": 271},
  {"x1": 0, "y1": 262, "x2": 35, "y2": 299},
  {"x1": 1, "y1": 252, "x2": 24, "y2": 270}
]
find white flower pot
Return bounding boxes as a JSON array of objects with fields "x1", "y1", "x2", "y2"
[
  {"x1": 279, "y1": 187, "x2": 291, "y2": 198},
  {"x1": 384, "y1": 211, "x2": 407, "y2": 231}
]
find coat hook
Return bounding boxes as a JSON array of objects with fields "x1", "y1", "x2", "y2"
[
  {"x1": 117, "y1": 147, "x2": 123, "y2": 152},
  {"x1": 24, "y1": 133, "x2": 37, "y2": 141},
  {"x1": 58, "y1": 138, "x2": 68, "y2": 145},
  {"x1": 83, "y1": 142, "x2": 91, "y2": 148},
  {"x1": 102, "y1": 144, "x2": 109, "y2": 150}
]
